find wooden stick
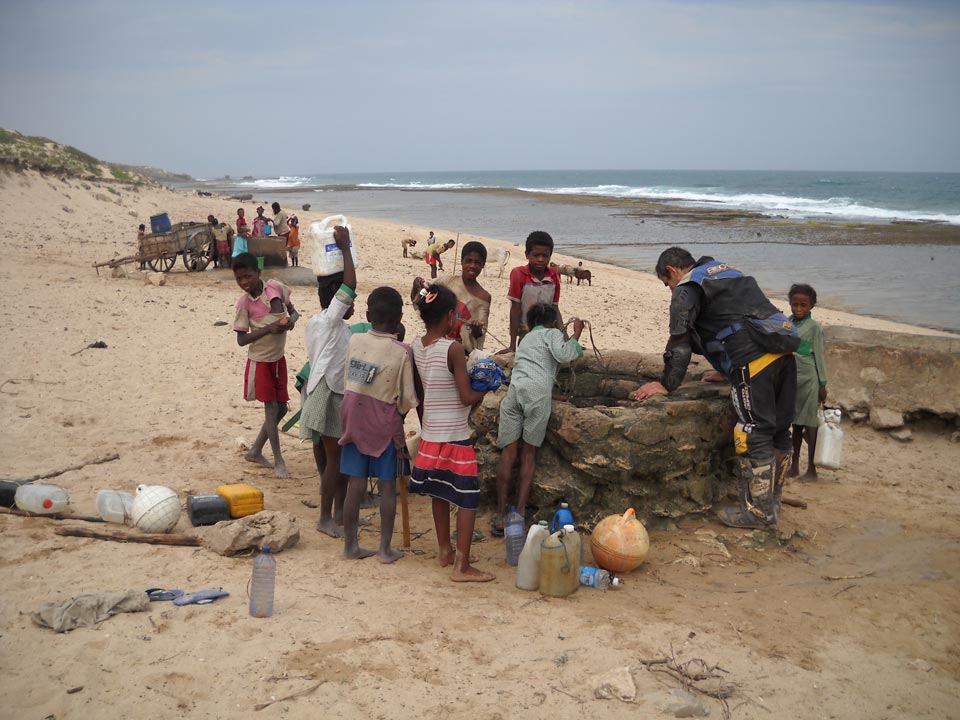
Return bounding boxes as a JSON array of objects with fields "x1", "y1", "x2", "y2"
[
  {"x1": 4, "y1": 453, "x2": 120, "y2": 483},
  {"x1": 0, "y1": 507, "x2": 104, "y2": 523},
  {"x1": 55, "y1": 526, "x2": 201, "y2": 546},
  {"x1": 398, "y1": 476, "x2": 411, "y2": 548},
  {"x1": 782, "y1": 496, "x2": 807, "y2": 509}
]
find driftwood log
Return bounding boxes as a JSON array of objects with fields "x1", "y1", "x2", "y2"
[
  {"x1": 3, "y1": 453, "x2": 119, "y2": 483},
  {"x1": 55, "y1": 526, "x2": 201, "y2": 546}
]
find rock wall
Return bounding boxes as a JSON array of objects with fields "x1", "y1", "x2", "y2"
[
  {"x1": 823, "y1": 327, "x2": 960, "y2": 424},
  {"x1": 472, "y1": 351, "x2": 737, "y2": 525}
]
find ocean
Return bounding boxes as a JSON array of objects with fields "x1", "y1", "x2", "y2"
[{"x1": 190, "y1": 170, "x2": 960, "y2": 332}]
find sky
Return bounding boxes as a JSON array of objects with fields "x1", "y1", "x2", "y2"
[{"x1": 1, "y1": 0, "x2": 959, "y2": 177}]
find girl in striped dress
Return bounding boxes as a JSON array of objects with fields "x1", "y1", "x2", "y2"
[{"x1": 411, "y1": 284, "x2": 495, "y2": 582}]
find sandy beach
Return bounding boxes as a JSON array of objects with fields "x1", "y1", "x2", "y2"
[{"x1": 1, "y1": 169, "x2": 958, "y2": 719}]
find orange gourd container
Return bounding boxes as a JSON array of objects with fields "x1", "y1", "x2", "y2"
[{"x1": 589, "y1": 508, "x2": 650, "y2": 574}]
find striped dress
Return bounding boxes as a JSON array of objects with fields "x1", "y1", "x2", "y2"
[{"x1": 409, "y1": 337, "x2": 480, "y2": 510}]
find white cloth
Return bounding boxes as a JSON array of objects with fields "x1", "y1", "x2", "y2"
[{"x1": 304, "y1": 287, "x2": 355, "y2": 394}]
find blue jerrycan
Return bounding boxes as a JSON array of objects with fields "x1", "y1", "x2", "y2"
[{"x1": 550, "y1": 502, "x2": 574, "y2": 533}]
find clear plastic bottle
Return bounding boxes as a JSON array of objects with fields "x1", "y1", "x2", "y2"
[
  {"x1": 249, "y1": 545, "x2": 276, "y2": 618},
  {"x1": 504, "y1": 506, "x2": 526, "y2": 567},
  {"x1": 579, "y1": 565, "x2": 621, "y2": 590}
]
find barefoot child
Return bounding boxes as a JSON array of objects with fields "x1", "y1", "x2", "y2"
[
  {"x1": 232, "y1": 252, "x2": 298, "y2": 479},
  {"x1": 339, "y1": 287, "x2": 419, "y2": 562},
  {"x1": 286, "y1": 215, "x2": 300, "y2": 267},
  {"x1": 493, "y1": 303, "x2": 584, "y2": 534},
  {"x1": 425, "y1": 238, "x2": 456, "y2": 279},
  {"x1": 787, "y1": 283, "x2": 828, "y2": 482},
  {"x1": 302, "y1": 226, "x2": 356, "y2": 537},
  {"x1": 411, "y1": 284, "x2": 495, "y2": 582},
  {"x1": 411, "y1": 240, "x2": 491, "y2": 353}
]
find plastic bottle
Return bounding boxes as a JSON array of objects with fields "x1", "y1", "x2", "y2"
[
  {"x1": 96, "y1": 489, "x2": 134, "y2": 524},
  {"x1": 249, "y1": 545, "x2": 276, "y2": 618},
  {"x1": 504, "y1": 506, "x2": 526, "y2": 567},
  {"x1": 579, "y1": 565, "x2": 622, "y2": 590},
  {"x1": 516, "y1": 521, "x2": 550, "y2": 590},
  {"x1": 539, "y1": 524, "x2": 581, "y2": 598},
  {"x1": 307, "y1": 214, "x2": 359, "y2": 277},
  {"x1": 550, "y1": 502, "x2": 574, "y2": 532},
  {"x1": 14, "y1": 483, "x2": 70, "y2": 514}
]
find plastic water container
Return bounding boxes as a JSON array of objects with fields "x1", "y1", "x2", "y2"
[
  {"x1": 249, "y1": 545, "x2": 276, "y2": 618},
  {"x1": 150, "y1": 212, "x2": 172, "y2": 234},
  {"x1": 187, "y1": 495, "x2": 231, "y2": 526},
  {"x1": 539, "y1": 524, "x2": 581, "y2": 598},
  {"x1": 516, "y1": 521, "x2": 550, "y2": 591},
  {"x1": 504, "y1": 506, "x2": 526, "y2": 567},
  {"x1": 579, "y1": 566, "x2": 621, "y2": 590},
  {"x1": 14, "y1": 483, "x2": 70, "y2": 514},
  {"x1": 307, "y1": 215, "x2": 359, "y2": 277},
  {"x1": 550, "y1": 502, "x2": 574, "y2": 532},
  {"x1": 814, "y1": 409, "x2": 844, "y2": 469},
  {"x1": 96, "y1": 489, "x2": 134, "y2": 524}
]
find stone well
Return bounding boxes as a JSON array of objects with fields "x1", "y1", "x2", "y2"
[{"x1": 471, "y1": 351, "x2": 738, "y2": 526}]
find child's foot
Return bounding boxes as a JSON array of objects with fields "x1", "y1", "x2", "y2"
[
  {"x1": 274, "y1": 461, "x2": 290, "y2": 479},
  {"x1": 343, "y1": 546, "x2": 377, "y2": 560},
  {"x1": 316, "y1": 517, "x2": 344, "y2": 538},
  {"x1": 378, "y1": 548, "x2": 404, "y2": 564},
  {"x1": 244, "y1": 451, "x2": 273, "y2": 469},
  {"x1": 450, "y1": 565, "x2": 495, "y2": 583},
  {"x1": 439, "y1": 549, "x2": 478, "y2": 567},
  {"x1": 798, "y1": 470, "x2": 819, "y2": 483}
]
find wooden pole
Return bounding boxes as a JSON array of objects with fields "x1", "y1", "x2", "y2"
[
  {"x1": 0, "y1": 507, "x2": 104, "y2": 523},
  {"x1": 452, "y1": 232, "x2": 460, "y2": 276},
  {"x1": 398, "y1": 477, "x2": 411, "y2": 548},
  {"x1": 3, "y1": 453, "x2": 120, "y2": 483},
  {"x1": 55, "y1": 526, "x2": 201, "y2": 546}
]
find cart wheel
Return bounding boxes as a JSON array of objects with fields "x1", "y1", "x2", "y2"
[
  {"x1": 183, "y1": 232, "x2": 214, "y2": 272},
  {"x1": 147, "y1": 254, "x2": 176, "y2": 272}
]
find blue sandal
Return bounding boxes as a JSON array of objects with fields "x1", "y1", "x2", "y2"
[{"x1": 146, "y1": 588, "x2": 184, "y2": 602}]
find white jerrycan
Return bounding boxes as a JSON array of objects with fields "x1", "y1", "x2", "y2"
[
  {"x1": 814, "y1": 409, "x2": 843, "y2": 469},
  {"x1": 308, "y1": 214, "x2": 359, "y2": 277}
]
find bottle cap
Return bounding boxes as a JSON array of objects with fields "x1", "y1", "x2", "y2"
[
  {"x1": 538, "y1": 520, "x2": 549, "y2": 527},
  {"x1": 563, "y1": 524, "x2": 575, "y2": 532},
  {"x1": 612, "y1": 577, "x2": 622, "y2": 587},
  {"x1": 262, "y1": 545, "x2": 271, "y2": 553},
  {"x1": 560, "y1": 502, "x2": 569, "y2": 508}
]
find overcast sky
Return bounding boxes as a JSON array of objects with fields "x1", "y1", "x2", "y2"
[{"x1": 1, "y1": 0, "x2": 958, "y2": 177}]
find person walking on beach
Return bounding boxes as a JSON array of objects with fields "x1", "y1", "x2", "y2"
[
  {"x1": 631, "y1": 248, "x2": 800, "y2": 528},
  {"x1": 339, "y1": 287, "x2": 418, "y2": 562},
  {"x1": 786, "y1": 283, "x2": 828, "y2": 482},
  {"x1": 410, "y1": 284, "x2": 495, "y2": 582},
  {"x1": 425, "y1": 238, "x2": 456, "y2": 279},
  {"x1": 301, "y1": 226, "x2": 356, "y2": 537},
  {"x1": 411, "y1": 240, "x2": 491, "y2": 353},
  {"x1": 500, "y1": 231, "x2": 562, "y2": 353},
  {"x1": 493, "y1": 303, "x2": 583, "y2": 535},
  {"x1": 232, "y1": 252, "x2": 298, "y2": 479}
]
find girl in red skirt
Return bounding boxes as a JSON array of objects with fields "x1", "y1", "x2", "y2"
[{"x1": 410, "y1": 284, "x2": 494, "y2": 582}]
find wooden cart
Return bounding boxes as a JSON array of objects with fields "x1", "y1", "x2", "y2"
[{"x1": 94, "y1": 221, "x2": 215, "y2": 274}]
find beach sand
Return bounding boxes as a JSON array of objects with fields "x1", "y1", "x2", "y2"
[{"x1": 1, "y1": 169, "x2": 958, "y2": 719}]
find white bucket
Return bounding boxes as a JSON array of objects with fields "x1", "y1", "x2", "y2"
[{"x1": 307, "y1": 214, "x2": 359, "y2": 277}]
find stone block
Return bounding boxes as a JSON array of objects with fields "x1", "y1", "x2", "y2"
[
  {"x1": 870, "y1": 407, "x2": 904, "y2": 430},
  {"x1": 198, "y1": 510, "x2": 300, "y2": 556}
]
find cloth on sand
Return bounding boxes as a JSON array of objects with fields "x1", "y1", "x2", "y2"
[{"x1": 32, "y1": 589, "x2": 150, "y2": 632}]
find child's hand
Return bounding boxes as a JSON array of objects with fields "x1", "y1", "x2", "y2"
[
  {"x1": 819, "y1": 386, "x2": 828, "y2": 403},
  {"x1": 469, "y1": 321, "x2": 484, "y2": 338},
  {"x1": 333, "y1": 225, "x2": 351, "y2": 248},
  {"x1": 573, "y1": 319, "x2": 585, "y2": 336}
]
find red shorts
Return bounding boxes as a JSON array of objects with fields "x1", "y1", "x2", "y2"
[
  {"x1": 425, "y1": 253, "x2": 437, "y2": 266},
  {"x1": 244, "y1": 357, "x2": 289, "y2": 403}
]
